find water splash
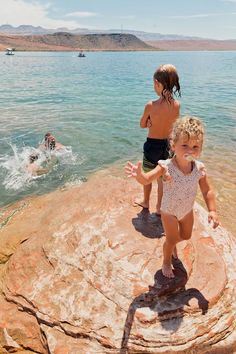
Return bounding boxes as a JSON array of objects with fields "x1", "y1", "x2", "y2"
[
  {"x1": 0, "y1": 143, "x2": 77, "y2": 191},
  {"x1": 0, "y1": 144, "x2": 42, "y2": 190}
]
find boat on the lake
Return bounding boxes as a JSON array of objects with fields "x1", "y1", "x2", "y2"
[
  {"x1": 5, "y1": 48, "x2": 15, "y2": 55},
  {"x1": 78, "y1": 51, "x2": 86, "y2": 58}
]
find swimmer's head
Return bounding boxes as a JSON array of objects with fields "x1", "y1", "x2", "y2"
[
  {"x1": 44, "y1": 132, "x2": 51, "y2": 140},
  {"x1": 29, "y1": 153, "x2": 39, "y2": 164}
]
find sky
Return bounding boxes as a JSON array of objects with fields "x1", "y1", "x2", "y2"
[{"x1": 0, "y1": 0, "x2": 236, "y2": 40}]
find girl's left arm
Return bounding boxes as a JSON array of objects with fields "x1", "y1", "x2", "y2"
[{"x1": 199, "y1": 175, "x2": 220, "y2": 229}]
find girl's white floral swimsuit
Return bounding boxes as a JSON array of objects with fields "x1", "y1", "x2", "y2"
[{"x1": 159, "y1": 158, "x2": 206, "y2": 220}]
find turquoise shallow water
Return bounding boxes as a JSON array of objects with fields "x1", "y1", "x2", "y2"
[{"x1": 0, "y1": 51, "x2": 236, "y2": 232}]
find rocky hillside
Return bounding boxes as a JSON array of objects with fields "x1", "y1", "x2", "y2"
[
  {"x1": 0, "y1": 32, "x2": 156, "y2": 51},
  {"x1": 0, "y1": 24, "x2": 205, "y2": 40}
]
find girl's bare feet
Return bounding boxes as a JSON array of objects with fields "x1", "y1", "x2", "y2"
[
  {"x1": 162, "y1": 263, "x2": 175, "y2": 278},
  {"x1": 132, "y1": 198, "x2": 149, "y2": 209}
]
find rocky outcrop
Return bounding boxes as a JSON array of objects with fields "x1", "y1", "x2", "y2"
[{"x1": 0, "y1": 168, "x2": 235, "y2": 353}]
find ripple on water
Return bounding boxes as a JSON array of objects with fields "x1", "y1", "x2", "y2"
[{"x1": 0, "y1": 51, "x2": 236, "y2": 237}]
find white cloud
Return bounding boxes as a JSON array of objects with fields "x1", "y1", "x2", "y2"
[
  {"x1": 168, "y1": 12, "x2": 236, "y2": 19},
  {"x1": 65, "y1": 11, "x2": 98, "y2": 18},
  {"x1": 0, "y1": 0, "x2": 87, "y2": 29}
]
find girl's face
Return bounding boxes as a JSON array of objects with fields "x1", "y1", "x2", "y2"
[
  {"x1": 172, "y1": 135, "x2": 203, "y2": 161},
  {"x1": 153, "y1": 79, "x2": 163, "y2": 96}
]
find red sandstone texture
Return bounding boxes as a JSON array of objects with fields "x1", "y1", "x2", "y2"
[{"x1": 0, "y1": 168, "x2": 235, "y2": 353}]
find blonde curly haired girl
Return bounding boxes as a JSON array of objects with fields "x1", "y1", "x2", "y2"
[{"x1": 126, "y1": 116, "x2": 219, "y2": 278}]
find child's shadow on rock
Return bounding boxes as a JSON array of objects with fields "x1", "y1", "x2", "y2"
[
  {"x1": 132, "y1": 209, "x2": 164, "y2": 239},
  {"x1": 120, "y1": 258, "x2": 209, "y2": 353}
]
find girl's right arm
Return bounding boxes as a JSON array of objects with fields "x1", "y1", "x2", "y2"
[
  {"x1": 140, "y1": 102, "x2": 152, "y2": 128},
  {"x1": 125, "y1": 161, "x2": 164, "y2": 185}
]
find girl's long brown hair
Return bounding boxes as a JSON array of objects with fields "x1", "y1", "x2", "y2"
[{"x1": 153, "y1": 64, "x2": 181, "y2": 101}]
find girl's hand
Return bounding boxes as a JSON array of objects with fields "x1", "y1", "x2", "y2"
[
  {"x1": 208, "y1": 211, "x2": 220, "y2": 229},
  {"x1": 125, "y1": 161, "x2": 142, "y2": 178}
]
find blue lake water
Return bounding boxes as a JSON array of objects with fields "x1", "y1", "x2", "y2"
[{"x1": 0, "y1": 51, "x2": 236, "y2": 233}]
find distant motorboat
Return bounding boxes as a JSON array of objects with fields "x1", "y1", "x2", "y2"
[
  {"x1": 78, "y1": 51, "x2": 86, "y2": 58},
  {"x1": 5, "y1": 48, "x2": 15, "y2": 55}
]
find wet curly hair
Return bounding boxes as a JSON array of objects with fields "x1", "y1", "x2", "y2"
[{"x1": 170, "y1": 116, "x2": 205, "y2": 144}]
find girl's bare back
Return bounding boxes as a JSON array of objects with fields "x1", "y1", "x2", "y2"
[{"x1": 147, "y1": 98, "x2": 180, "y2": 139}]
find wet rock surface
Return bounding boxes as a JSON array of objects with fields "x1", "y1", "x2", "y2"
[{"x1": 0, "y1": 168, "x2": 235, "y2": 353}]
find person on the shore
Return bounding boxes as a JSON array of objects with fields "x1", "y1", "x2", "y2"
[
  {"x1": 126, "y1": 116, "x2": 219, "y2": 278},
  {"x1": 133, "y1": 64, "x2": 181, "y2": 215},
  {"x1": 39, "y1": 132, "x2": 65, "y2": 152}
]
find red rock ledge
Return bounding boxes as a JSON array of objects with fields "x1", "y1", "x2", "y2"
[{"x1": 0, "y1": 168, "x2": 235, "y2": 353}]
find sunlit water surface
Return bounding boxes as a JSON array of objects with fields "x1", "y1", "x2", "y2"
[{"x1": 0, "y1": 51, "x2": 235, "y2": 234}]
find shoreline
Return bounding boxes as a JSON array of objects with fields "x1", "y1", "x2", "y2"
[
  {"x1": 1, "y1": 48, "x2": 157, "y2": 52},
  {"x1": 1, "y1": 48, "x2": 236, "y2": 52},
  {"x1": 0, "y1": 161, "x2": 235, "y2": 238}
]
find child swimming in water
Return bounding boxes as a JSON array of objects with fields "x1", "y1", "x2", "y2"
[
  {"x1": 39, "y1": 132, "x2": 65, "y2": 152},
  {"x1": 26, "y1": 153, "x2": 49, "y2": 176},
  {"x1": 126, "y1": 116, "x2": 219, "y2": 278}
]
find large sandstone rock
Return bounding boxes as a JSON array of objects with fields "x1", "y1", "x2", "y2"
[{"x1": 0, "y1": 168, "x2": 235, "y2": 353}]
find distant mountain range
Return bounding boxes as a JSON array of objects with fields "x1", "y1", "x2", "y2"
[
  {"x1": 0, "y1": 32, "x2": 155, "y2": 51},
  {"x1": 1, "y1": 25, "x2": 236, "y2": 51},
  {"x1": 0, "y1": 24, "x2": 206, "y2": 41}
]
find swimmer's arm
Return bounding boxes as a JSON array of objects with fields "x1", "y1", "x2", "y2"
[
  {"x1": 35, "y1": 167, "x2": 49, "y2": 176},
  {"x1": 125, "y1": 161, "x2": 163, "y2": 185},
  {"x1": 140, "y1": 102, "x2": 152, "y2": 128},
  {"x1": 28, "y1": 165, "x2": 49, "y2": 176},
  {"x1": 199, "y1": 175, "x2": 219, "y2": 228},
  {"x1": 55, "y1": 142, "x2": 66, "y2": 150}
]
